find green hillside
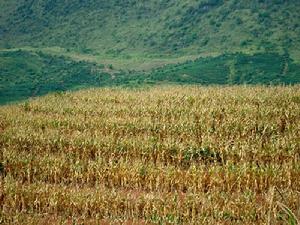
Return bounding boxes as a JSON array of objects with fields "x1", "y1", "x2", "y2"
[
  {"x1": 0, "y1": 50, "x2": 114, "y2": 104},
  {"x1": 1, "y1": 0, "x2": 300, "y2": 57},
  {"x1": 1, "y1": 0, "x2": 300, "y2": 104},
  {"x1": 1, "y1": 50, "x2": 299, "y2": 104}
]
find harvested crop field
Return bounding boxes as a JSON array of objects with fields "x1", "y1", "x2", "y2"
[{"x1": 0, "y1": 86, "x2": 299, "y2": 224}]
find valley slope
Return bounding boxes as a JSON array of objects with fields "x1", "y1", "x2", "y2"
[{"x1": 1, "y1": 0, "x2": 300, "y2": 103}]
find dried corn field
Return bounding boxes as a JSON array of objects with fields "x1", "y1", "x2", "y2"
[{"x1": 0, "y1": 86, "x2": 299, "y2": 224}]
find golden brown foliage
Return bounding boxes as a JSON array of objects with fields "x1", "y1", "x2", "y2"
[{"x1": 0, "y1": 86, "x2": 299, "y2": 224}]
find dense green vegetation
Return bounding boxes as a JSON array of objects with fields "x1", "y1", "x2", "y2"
[
  {"x1": 1, "y1": 0, "x2": 300, "y2": 57},
  {"x1": 0, "y1": 50, "x2": 112, "y2": 104},
  {"x1": 1, "y1": 50, "x2": 299, "y2": 104},
  {"x1": 0, "y1": 0, "x2": 300, "y2": 104},
  {"x1": 148, "y1": 52, "x2": 300, "y2": 85}
]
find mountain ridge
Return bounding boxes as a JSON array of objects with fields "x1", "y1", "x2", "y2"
[
  {"x1": 1, "y1": 0, "x2": 300, "y2": 104},
  {"x1": 1, "y1": 0, "x2": 300, "y2": 58}
]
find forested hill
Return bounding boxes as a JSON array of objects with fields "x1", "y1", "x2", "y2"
[
  {"x1": 1, "y1": 0, "x2": 300, "y2": 57},
  {"x1": 1, "y1": 0, "x2": 300, "y2": 104}
]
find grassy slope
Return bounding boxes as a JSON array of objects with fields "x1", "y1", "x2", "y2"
[
  {"x1": 148, "y1": 52, "x2": 300, "y2": 85},
  {"x1": 1, "y1": 0, "x2": 300, "y2": 57},
  {"x1": 1, "y1": 86, "x2": 299, "y2": 224},
  {"x1": 1, "y1": 49, "x2": 300, "y2": 104},
  {"x1": 1, "y1": 0, "x2": 300, "y2": 104},
  {"x1": 0, "y1": 50, "x2": 115, "y2": 104}
]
